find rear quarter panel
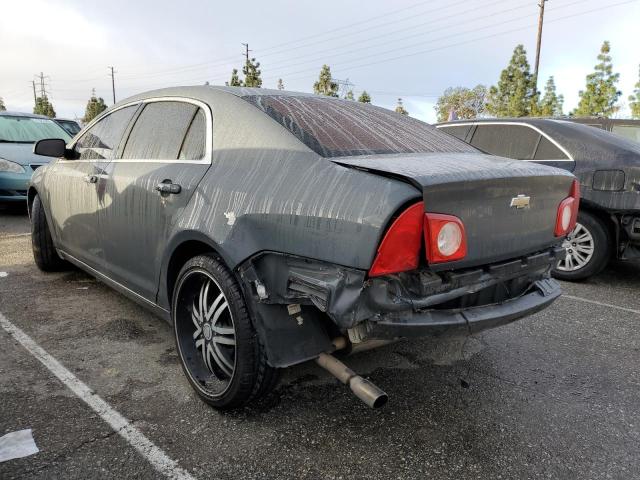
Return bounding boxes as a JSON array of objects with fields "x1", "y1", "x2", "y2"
[{"x1": 167, "y1": 93, "x2": 420, "y2": 280}]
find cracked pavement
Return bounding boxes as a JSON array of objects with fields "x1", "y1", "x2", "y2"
[{"x1": 1, "y1": 206, "x2": 639, "y2": 479}]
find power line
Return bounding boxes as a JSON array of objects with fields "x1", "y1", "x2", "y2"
[{"x1": 262, "y1": 0, "x2": 637, "y2": 83}]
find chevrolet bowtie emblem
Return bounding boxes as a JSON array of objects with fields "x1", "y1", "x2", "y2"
[{"x1": 510, "y1": 194, "x2": 531, "y2": 209}]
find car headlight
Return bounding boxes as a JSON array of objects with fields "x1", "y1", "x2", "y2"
[{"x1": 0, "y1": 158, "x2": 26, "y2": 174}]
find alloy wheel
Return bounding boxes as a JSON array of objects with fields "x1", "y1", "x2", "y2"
[
  {"x1": 556, "y1": 222, "x2": 595, "y2": 272},
  {"x1": 174, "y1": 270, "x2": 237, "y2": 397}
]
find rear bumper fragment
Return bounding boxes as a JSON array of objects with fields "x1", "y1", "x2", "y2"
[{"x1": 371, "y1": 278, "x2": 560, "y2": 338}]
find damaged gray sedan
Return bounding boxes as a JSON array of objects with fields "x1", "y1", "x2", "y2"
[{"x1": 29, "y1": 86, "x2": 578, "y2": 409}]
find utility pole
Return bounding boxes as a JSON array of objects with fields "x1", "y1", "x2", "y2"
[
  {"x1": 31, "y1": 81, "x2": 37, "y2": 104},
  {"x1": 108, "y1": 66, "x2": 116, "y2": 104},
  {"x1": 533, "y1": 0, "x2": 547, "y2": 89},
  {"x1": 39, "y1": 72, "x2": 46, "y2": 97},
  {"x1": 241, "y1": 43, "x2": 251, "y2": 65}
]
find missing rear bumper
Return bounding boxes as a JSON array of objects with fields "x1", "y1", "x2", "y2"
[{"x1": 238, "y1": 247, "x2": 564, "y2": 367}]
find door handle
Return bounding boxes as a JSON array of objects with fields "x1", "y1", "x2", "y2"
[
  {"x1": 155, "y1": 182, "x2": 182, "y2": 195},
  {"x1": 83, "y1": 174, "x2": 98, "y2": 184}
]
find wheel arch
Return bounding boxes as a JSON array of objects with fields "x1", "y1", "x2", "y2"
[
  {"x1": 27, "y1": 187, "x2": 39, "y2": 217},
  {"x1": 578, "y1": 202, "x2": 617, "y2": 258},
  {"x1": 160, "y1": 231, "x2": 236, "y2": 312}
]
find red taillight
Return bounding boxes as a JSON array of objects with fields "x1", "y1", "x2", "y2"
[
  {"x1": 424, "y1": 213, "x2": 467, "y2": 263},
  {"x1": 369, "y1": 202, "x2": 424, "y2": 277},
  {"x1": 555, "y1": 179, "x2": 580, "y2": 237}
]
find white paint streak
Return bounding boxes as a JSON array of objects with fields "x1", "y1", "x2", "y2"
[
  {"x1": 561, "y1": 294, "x2": 640, "y2": 316},
  {"x1": 0, "y1": 312, "x2": 196, "y2": 480},
  {"x1": 0, "y1": 272, "x2": 7, "y2": 278}
]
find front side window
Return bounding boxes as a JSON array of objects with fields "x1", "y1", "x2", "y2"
[
  {"x1": 471, "y1": 124, "x2": 539, "y2": 160},
  {"x1": 0, "y1": 116, "x2": 70, "y2": 143},
  {"x1": 122, "y1": 102, "x2": 200, "y2": 160},
  {"x1": 242, "y1": 95, "x2": 475, "y2": 158},
  {"x1": 74, "y1": 105, "x2": 137, "y2": 160}
]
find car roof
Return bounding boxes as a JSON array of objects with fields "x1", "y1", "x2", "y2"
[{"x1": 0, "y1": 110, "x2": 52, "y2": 119}]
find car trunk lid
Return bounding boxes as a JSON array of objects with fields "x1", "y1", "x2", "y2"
[{"x1": 333, "y1": 152, "x2": 576, "y2": 270}]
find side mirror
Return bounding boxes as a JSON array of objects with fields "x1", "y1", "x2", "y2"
[{"x1": 34, "y1": 138, "x2": 67, "y2": 158}]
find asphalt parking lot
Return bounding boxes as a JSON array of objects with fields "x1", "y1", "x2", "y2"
[{"x1": 1, "y1": 205, "x2": 638, "y2": 480}]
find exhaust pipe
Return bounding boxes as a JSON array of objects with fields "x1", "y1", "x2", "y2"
[{"x1": 315, "y1": 351, "x2": 388, "y2": 409}]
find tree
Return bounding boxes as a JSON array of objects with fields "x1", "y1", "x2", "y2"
[
  {"x1": 573, "y1": 41, "x2": 621, "y2": 117},
  {"x1": 33, "y1": 95, "x2": 55, "y2": 118},
  {"x1": 629, "y1": 65, "x2": 640, "y2": 119},
  {"x1": 357, "y1": 91, "x2": 371, "y2": 103},
  {"x1": 277, "y1": 78, "x2": 285, "y2": 90},
  {"x1": 486, "y1": 44, "x2": 538, "y2": 117},
  {"x1": 395, "y1": 98, "x2": 408, "y2": 115},
  {"x1": 344, "y1": 90, "x2": 355, "y2": 101},
  {"x1": 243, "y1": 58, "x2": 262, "y2": 88},
  {"x1": 537, "y1": 76, "x2": 564, "y2": 117},
  {"x1": 435, "y1": 85, "x2": 487, "y2": 122},
  {"x1": 0, "y1": 97, "x2": 5, "y2": 111},
  {"x1": 313, "y1": 65, "x2": 339, "y2": 97},
  {"x1": 82, "y1": 90, "x2": 107, "y2": 124},
  {"x1": 226, "y1": 69, "x2": 243, "y2": 87}
]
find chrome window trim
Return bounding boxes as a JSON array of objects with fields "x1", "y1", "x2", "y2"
[
  {"x1": 437, "y1": 121, "x2": 575, "y2": 162},
  {"x1": 62, "y1": 96, "x2": 213, "y2": 165}
]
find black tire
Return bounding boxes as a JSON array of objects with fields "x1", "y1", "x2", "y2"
[
  {"x1": 552, "y1": 210, "x2": 611, "y2": 281},
  {"x1": 31, "y1": 194, "x2": 67, "y2": 272},
  {"x1": 172, "y1": 254, "x2": 279, "y2": 409}
]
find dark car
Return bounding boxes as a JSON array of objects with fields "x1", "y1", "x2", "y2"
[
  {"x1": 54, "y1": 118, "x2": 82, "y2": 137},
  {"x1": 564, "y1": 117, "x2": 640, "y2": 144},
  {"x1": 30, "y1": 87, "x2": 577, "y2": 409},
  {"x1": 0, "y1": 111, "x2": 71, "y2": 204},
  {"x1": 436, "y1": 118, "x2": 640, "y2": 280}
]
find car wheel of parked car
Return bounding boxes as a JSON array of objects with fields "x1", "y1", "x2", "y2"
[
  {"x1": 553, "y1": 211, "x2": 610, "y2": 281},
  {"x1": 172, "y1": 254, "x2": 279, "y2": 409},
  {"x1": 31, "y1": 194, "x2": 67, "y2": 272}
]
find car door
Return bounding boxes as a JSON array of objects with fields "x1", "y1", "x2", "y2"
[
  {"x1": 99, "y1": 98, "x2": 211, "y2": 301},
  {"x1": 46, "y1": 105, "x2": 138, "y2": 268}
]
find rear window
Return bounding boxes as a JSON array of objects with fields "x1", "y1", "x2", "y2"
[
  {"x1": 612, "y1": 125, "x2": 640, "y2": 144},
  {"x1": 242, "y1": 95, "x2": 475, "y2": 158}
]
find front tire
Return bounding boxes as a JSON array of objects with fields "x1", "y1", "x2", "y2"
[
  {"x1": 552, "y1": 210, "x2": 610, "y2": 281},
  {"x1": 172, "y1": 254, "x2": 279, "y2": 409},
  {"x1": 31, "y1": 194, "x2": 67, "y2": 271}
]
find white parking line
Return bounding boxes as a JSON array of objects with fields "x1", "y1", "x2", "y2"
[
  {"x1": 0, "y1": 312, "x2": 196, "y2": 480},
  {"x1": 561, "y1": 294, "x2": 640, "y2": 315},
  {"x1": 0, "y1": 233, "x2": 30, "y2": 238}
]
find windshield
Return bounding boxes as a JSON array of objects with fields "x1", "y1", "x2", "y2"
[
  {"x1": 242, "y1": 95, "x2": 476, "y2": 158},
  {"x1": 0, "y1": 115, "x2": 71, "y2": 143}
]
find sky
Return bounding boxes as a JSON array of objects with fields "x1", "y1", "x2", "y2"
[{"x1": 1, "y1": 0, "x2": 639, "y2": 123}]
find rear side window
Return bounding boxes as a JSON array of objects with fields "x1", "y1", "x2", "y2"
[
  {"x1": 242, "y1": 95, "x2": 476, "y2": 158},
  {"x1": 470, "y1": 124, "x2": 539, "y2": 160},
  {"x1": 533, "y1": 137, "x2": 569, "y2": 160},
  {"x1": 75, "y1": 106, "x2": 137, "y2": 160},
  {"x1": 122, "y1": 102, "x2": 200, "y2": 160},
  {"x1": 438, "y1": 125, "x2": 472, "y2": 142},
  {"x1": 179, "y1": 109, "x2": 206, "y2": 160}
]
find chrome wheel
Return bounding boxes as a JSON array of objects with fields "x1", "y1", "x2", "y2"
[
  {"x1": 556, "y1": 222, "x2": 595, "y2": 272},
  {"x1": 174, "y1": 270, "x2": 236, "y2": 397}
]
